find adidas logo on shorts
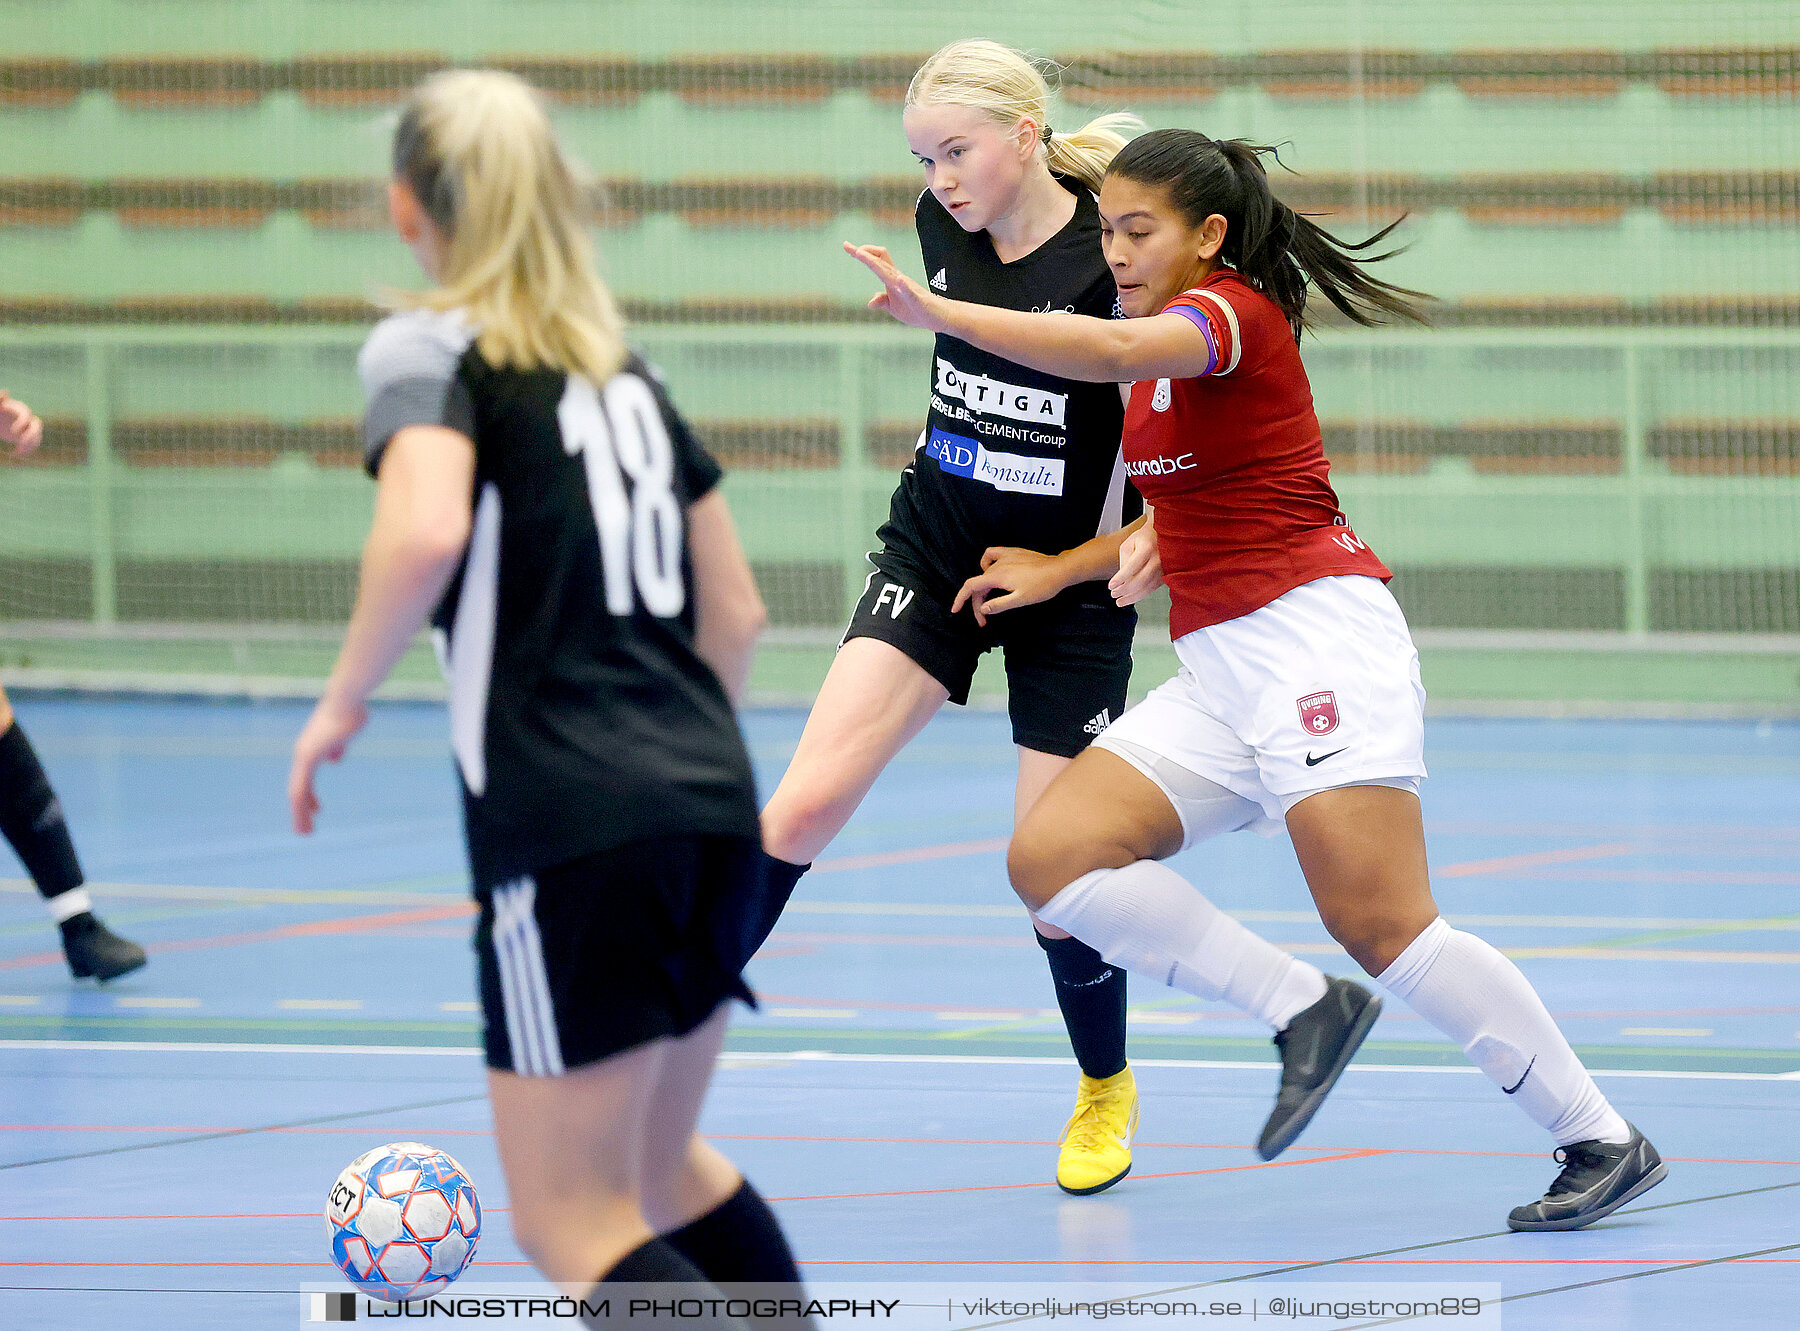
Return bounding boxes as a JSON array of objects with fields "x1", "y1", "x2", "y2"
[
  {"x1": 1082, "y1": 708, "x2": 1112, "y2": 736},
  {"x1": 930, "y1": 268, "x2": 948, "y2": 291}
]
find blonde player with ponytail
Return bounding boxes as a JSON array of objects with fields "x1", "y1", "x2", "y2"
[
  {"x1": 292, "y1": 72, "x2": 806, "y2": 1324},
  {"x1": 757, "y1": 41, "x2": 1261, "y2": 1197}
]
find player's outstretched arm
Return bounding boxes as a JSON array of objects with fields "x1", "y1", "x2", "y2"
[
  {"x1": 290, "y1": 425, "x2": 475, "y2": 833},
  {"x1": 0, "y1": 391, "x2": 45, "y2": 456},
  {"x1": 846, "y1": 242, "x2": 1213, "y2": 382},
  {"x1": 688, "y1": 489, "x2": 766, "y2": 705}
]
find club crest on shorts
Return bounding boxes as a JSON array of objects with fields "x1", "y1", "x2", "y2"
[{"x1": 1297, "y1": 691, "x2": 1340, "y2": 736}]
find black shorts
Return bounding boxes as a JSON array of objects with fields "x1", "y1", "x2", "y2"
[
  {"x1": 474, "y1": 834, "x2": 763, "y2": 1075},
  {"x1": 842, "y1": 553, "x2": 1135, "y2": 759}
]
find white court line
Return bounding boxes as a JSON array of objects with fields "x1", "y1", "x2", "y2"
[{"x1": 1, "y1": 1040, "x2": 1794, "y2": 1081}]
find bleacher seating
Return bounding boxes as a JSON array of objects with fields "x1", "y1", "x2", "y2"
[{"x1": 2, "y1": 15, "x2": 1795, "y2": 643}]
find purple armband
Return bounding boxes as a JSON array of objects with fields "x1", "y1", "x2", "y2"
[{"x1": 1166, "y1": 303, "x2": 1219, "y2": 378}]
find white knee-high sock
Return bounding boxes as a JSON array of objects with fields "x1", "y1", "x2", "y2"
[
  {"x1": 1035, "y1": 863, "x2": 1328, "y2": 1030},
  {"x1": 1377, "y1": 918, "x2": 1630, "y2": 1146}
]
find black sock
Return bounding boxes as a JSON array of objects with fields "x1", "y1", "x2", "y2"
[
  {"x1": 0, "y1": 721, "x2": 85, "y2": 901},
  {"x1": 1036, "y1": 929, "x2": 1128, "y2": 1080},
  {"x1": 750, "y1": 854, "x2": 809, "y2": 954},
  {"x1": 667, "y1": 1179, "x2": 804, "y2": 1286},
  {"x1": 597, "y1": 1237, "x2": 750, "y2": 1329}
]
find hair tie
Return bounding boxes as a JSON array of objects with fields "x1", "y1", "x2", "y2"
[{"x1": 1040, "y1": 124, "x2": 1053, "y2": 144}]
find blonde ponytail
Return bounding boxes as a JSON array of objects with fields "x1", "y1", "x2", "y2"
[
  {"x1": 906, "y1": 40, "x2": 1143, "y2": 194},
  {"x1": 390, "y1": 69, "x2": 627, "y2": 385},
  {"x1": 1044, "y1": 114, "x2": 1145, "y2": 195}
]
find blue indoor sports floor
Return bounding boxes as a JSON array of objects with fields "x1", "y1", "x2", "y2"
[{"x1": 1, "y1": 697, "x2": 1796, "y2": 1328}]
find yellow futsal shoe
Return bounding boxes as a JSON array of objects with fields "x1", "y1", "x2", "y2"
[{"x1": 1056, "y1": 1066, "x2": 1138, "y2": 1195}]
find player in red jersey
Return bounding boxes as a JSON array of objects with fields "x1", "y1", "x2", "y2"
[{"x1": 849, "y1": 128, "x2": 1666, "y2": 1231}]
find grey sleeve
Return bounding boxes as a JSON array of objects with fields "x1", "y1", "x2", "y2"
[{"x1": 356, "y1": 310, "x2": 478, "y2": 476}]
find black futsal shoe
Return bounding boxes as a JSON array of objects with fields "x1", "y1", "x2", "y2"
[
  {"x1": 1507, "y1": 1124, "x2": 1667, "y2": 1232},
  {"x1": 60, "y1": 912, "x2": 148, "y2": 982},
  {"x1": 1257, "y1": 976, "x2": 1382, "y2": 1160}
]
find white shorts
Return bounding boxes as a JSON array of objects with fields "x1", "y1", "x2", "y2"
[{"x1": 1094, "y1": 575, "x2": 1426, "y2": 846}]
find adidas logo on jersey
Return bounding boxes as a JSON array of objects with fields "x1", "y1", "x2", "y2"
[
  {"x1": 1082, "y1": 708, "x2": 1112, "y2": 736},
  {"x1": 930, "y1": 268, "x2": 948, "y2": 291}
]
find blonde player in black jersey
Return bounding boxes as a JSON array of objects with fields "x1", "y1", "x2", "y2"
[
  {"x1": 755, "y1": 41, "x2": 1166, "y2": 1196},
  {"x1": 290, "y1": 72, "x2": 806, "y2": 1328},
  {"x1": 1, "y1": 390, "x2": 147, "y2": 982}
]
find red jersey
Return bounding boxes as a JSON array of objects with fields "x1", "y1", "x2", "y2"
[{"x1": 1124, "y1": 269, "x2": 1390, "y2": 638}]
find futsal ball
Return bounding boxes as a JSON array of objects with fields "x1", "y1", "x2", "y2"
[{"x1": 325, "y1": 1142, "x2": 481, "y2": 1303}]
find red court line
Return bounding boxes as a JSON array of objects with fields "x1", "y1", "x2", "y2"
[
  {"x1": 0, "y1": 902, "x2": 476, "y2": 972},
  {"x1": 0, "y1": 1209, "x2": 514, "y2": 1221},
  {"x1": 1425, "y1": 820, "x2": 1800, "y2": 841},
  {"x1": 815, "y1": 838, "x2": 1009, "y2": 874},
  {"x1": 1, "y1": 829, "x2": 1784, "y2": 972},
  {"x1": 7, "y1": 1125, "x2": 1794, "y2": 1169},
  {"x1": 757, "y1": 992, "x2": 1048, "y2": 1016},
  {"x1": 757, "y1": 992, "x2": 1800, "y2": 1022},
  {"x1": 2, "y1": 1258, "x2": 1795, "y2": 1269},
  {"x1": 765, "y1": 932, "x2": 1034, "y2": 948},
  {"x1": 1516, "y1": 867, "x2": 1800, "y2": 887},
  {"x1": 800, "y1": 1257, "x2": 1800, "y2": 1267},
  {"x1": 0, "y1": 1267, "x2": 532, "y2": 1275},
  {"x1": 767, "y1": 1148, "x2": 1388, "y2": 1202},
  {"x1": 1436, "y1": 843, "x2": 1634, "y2": 878}
]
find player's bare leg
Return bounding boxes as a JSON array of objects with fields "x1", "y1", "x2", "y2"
[
  {"x1": 641, "y1": 1006, "x2": 811, "y2": 1307},
  {"x1": 1015, "y1": 745, "x2": 1138, "y2": 1193},
  {"x1": 751, "y1": 638, "x2": 949, "y2": 953},
  {"x1": 760, "y1": 637, "x2": 949, "y2": 866},
  {"x1": 1286, "y1": 784, "x2": 1664, "y2": 1229},
  {"x1": 1012, "y1": 748, "x2": 1376, "y2": 1158},
  {"x1": 486, "y1": 1038, "x2": 664, "y2": 1293}
]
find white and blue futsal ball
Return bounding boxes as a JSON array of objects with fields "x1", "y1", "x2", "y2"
[{"x1": 326, "y1": 1142, "x2": 481, "y2": 1303}]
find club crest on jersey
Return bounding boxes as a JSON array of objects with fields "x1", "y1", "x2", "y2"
[
  {"x1": 1151, "y1": 379, "x2": 1172, "y2": 412},
  {"x1": 1297, "y1": 692, "x2": 1340, "y2": 736}
]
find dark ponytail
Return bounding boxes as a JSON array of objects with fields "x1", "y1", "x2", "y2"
[{"x1": 1109, "y1": 128, "x2": 1431, "y2": 341}]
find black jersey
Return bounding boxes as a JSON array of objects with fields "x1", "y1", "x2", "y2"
[
  {"x1": 876, "y1": 178, "x2": 1140, "y2": 606},
  {"x1": 358, "y1": 309, "x2": 759, "y2": 891}
]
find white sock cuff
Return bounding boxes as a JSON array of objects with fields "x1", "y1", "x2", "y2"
[
  {"x1": 1034, "y1": 868, "x2": 1113, "y2": 934},
  {"x1": 1376, "y1": 916, "x2": 1451, "y2": 999},
  {"x1": 47, "y1": 887, "x2": 92, "y2": 924}
]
